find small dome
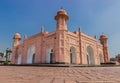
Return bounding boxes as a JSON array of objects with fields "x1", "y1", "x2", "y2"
[
  {"x1": 13, "y1": 33, "x2": 21, "y2": 39},
  {"x1": 55, "y1": 9, "x2": 69, "y2": 20},
  {"x1": 57, "y1": 9, "x2": 67, "y2": 15},
  {"x1": 100, "y1": 34, "x2": 107, "y2": 39}
]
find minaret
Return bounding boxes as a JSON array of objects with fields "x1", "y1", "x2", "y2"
[
  {"x1": 55, "y1": 8, "x2": 69, "y2": 31},
  {"x1": 99, "y1": 34, "x2": 109, "y2": 63},
  {"x1": 13, "y1": 33, "x2": 21, "y2": 47}
]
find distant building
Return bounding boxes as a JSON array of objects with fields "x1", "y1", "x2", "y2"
[
  {"x1": 12, "y1": 9, "x2": 109, "y2": 65},
  {"x1": 0, "y1": 52, "x2": 4, "y2": 63},
  {"x1": 116, "y1": 54, "x2": 120, "y2": 63},
  {"x1": 0, "y1": 51, "x2": 12, "y2": 63}
]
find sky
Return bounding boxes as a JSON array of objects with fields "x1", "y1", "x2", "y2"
[{"x1": 0, "y1": 0, "x2": 120, "y2": 57}]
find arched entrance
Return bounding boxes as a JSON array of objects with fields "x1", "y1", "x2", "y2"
[
  {"x1": 27, "y1": 46, "x2": 35, "y2": 64},
  {"x1": 86, "y1": 46, "x2": 94, "y2": 65},
  {"x1": 17, "y1": 54, "x2": 21, "y2": 64},
  {"x1": 99, "y1": 54, "x2": 103, "y2": 63},
  {"x1": 32, "y1": 53, "x2": 35, "y2": 64},
  {"x1": 70, "y1": 46, "x2": 76, "y2": 64},
  {"x1": 86, "y1": 53, "x2": 89, "y2": 64},
  {"x1": 46, "y1": 47, "x2": 53, "y2": 64}
]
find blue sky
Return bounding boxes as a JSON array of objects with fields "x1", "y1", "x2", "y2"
[{"x1": 0, "y1": 0, "x2": 120, "y2": 57}]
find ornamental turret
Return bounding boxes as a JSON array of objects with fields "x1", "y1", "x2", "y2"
[
  {"x1": 55, "y1": 9, "x2": 69, "y2": 31},
  {"x1": 100, "y1": 34, "x2": 109, "y2": 62},
  {"x1": 13, "y1": 33, "x2": 21, "y2": 47}
]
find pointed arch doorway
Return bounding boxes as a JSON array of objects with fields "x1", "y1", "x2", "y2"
[
  {"x1": 27, "y1": 46, "x2": 35, "y2": 64},
  {"x1": 17, "y1": 54, "x2": 21, "y2": 64},
  {"x1": 70, "y1": 46, "x2": 76, "y2": 64},
  {"x1": 86, "y1": 46, "x2": 94, "y2": 65},
  {"x1": 99, "y1": 54, "x2": 103, "y2": 63},
  {"x1": 46, "y1": 47, "x2": 53, "y2": 64}
]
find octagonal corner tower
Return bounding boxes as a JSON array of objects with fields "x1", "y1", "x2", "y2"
[{"x1": 55, "y1": 9, "x2": 69, "y2": 31}]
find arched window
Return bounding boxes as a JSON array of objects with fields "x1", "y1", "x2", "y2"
[
  {"x1": 99, "y1": 54, "x2": 103, "y2": 63},
  {"x1": 46, "y1": 47, "x2": 53, "y2": 64},
  {"x1": 70, "y1": 46, "x2": 76, "y2": 64},
  {"x1": 32, "y1": 53, "x2": 35, "y2": 64},
  {"x1": 17, "y1": 54, "x2": 21, "y2": 64},
  {"x1": 27, "y1": 46, "x2": 35, "y2": 64},
  {"x1": 86, "y1": 46, "x2": 94, "y2": 65},
  {"x1": 86, "y1": 53, "x2": 89, "y2": 64}
]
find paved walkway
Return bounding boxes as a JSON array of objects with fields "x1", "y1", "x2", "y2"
[{"x1": 0, "y1": 66, "x2": 120, "y2": 83}]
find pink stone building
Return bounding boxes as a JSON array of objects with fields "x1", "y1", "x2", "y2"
[{"x1": 12, "y1": 9, "x2": 109, "y2": 65}]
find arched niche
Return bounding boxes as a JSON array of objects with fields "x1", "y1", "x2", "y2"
[
  {"x1": 70, "y1": 46, "x2": 76, "y2": 64},
  {"x1": 46, "y1": 47, "x2": 53, "y2": 64},
  {"x1": 17, "y1": 54, "x2": 21, "y2": 64},
  {"x1": 86, "y1": 46, "x2": 94, "y2": 65},
  {"x1": 27, "y1": 45, "x2": 35, "y2": 64},
  {"x1": 99, "y1": 54, "x2": 103, "y2": 63}
]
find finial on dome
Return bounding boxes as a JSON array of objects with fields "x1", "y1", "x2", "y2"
[
  {"x1": 100, "y1": 33, "x2": 107, "y2": 40},
  {"x1": 102, "y1": 32, "x2": 104, "y2": 35},
  {"x1": 101, "y1": 32, "x2": 106, "y2": 36},
  {"x1": 60, "y1": 6, "x2": 63, "y2": 9}
]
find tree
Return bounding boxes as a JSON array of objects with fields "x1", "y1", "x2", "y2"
[
  {"x1": 110, "y1": 57, "x2": 116, "y2": 61},
  {"x1": 0, "y1": 52, "x2": 4, "y2": 57}
]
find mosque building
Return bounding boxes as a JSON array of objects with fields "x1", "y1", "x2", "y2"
[{"x1": 11, "y1": 9, "x2": 109, "y2": 65}]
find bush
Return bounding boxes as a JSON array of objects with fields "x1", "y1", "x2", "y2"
[{"x1": 4, "y1": 61, "x2": 9, "y2": 65}]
